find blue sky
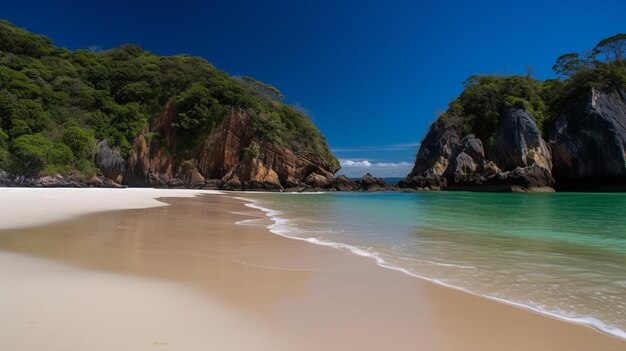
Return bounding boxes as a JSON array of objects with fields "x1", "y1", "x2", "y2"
[{"x1": 3, "y1": 0, "x2": 626, "y2": 177}]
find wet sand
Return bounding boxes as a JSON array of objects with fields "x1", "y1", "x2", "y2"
[{"x1": 0, "y1": 191, "x2": 624, "y2": 350}]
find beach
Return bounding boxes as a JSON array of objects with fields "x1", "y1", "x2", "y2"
[{"x1": 0, "y1": 189, "x2": 624, "y2": 350}]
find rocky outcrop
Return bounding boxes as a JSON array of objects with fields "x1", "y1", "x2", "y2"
[
  {"x1": 355, "y1": 173, "x2": 387, "y2": 191},
  {"x1": 330, "y1": 173, "x2": 392, "y2": 192},
  {"x1": 551, "y1": 87, "x2": 626, "y2": 190},
  {"x1": 403, "y1": 108, "x2": 554, "y2": 192},
  {"x1": 332, "y1": 175, "x2": 356, "y2": 191},
  {"x1": 123, "y1": 100, "x2": 179, "y2": 187},
  {"x1": 96, "y1": 140, "x2": 125, "y2": 181},
  {"x1": 122, "y1": 102, "x2": 339, "y2": 190},
  {"x1": 493, "y1": 109, "x2": 552, "y2": 171},
  {"x1": 0, "y1": 172, "x2": 122, "y2": 188},
  {"x1": 221, "y1": 157, "x2": 282, "y2": 191},
  {"x1": 409, "y1": 117, "x2": 460, "y2": 179},
  {"x1": 304, "y1": 172, "x2": 333, "y2": 189}
]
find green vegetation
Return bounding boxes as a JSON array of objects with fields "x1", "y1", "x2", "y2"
[
  {"x1": 449, "y1": 75, "x2": 548, "y2": 144},
  {"x1": 241, "y1": 144, "x2": 260, "y2": 161},
  {"x1": 0, "y1": 20, "x2": 337, "y2": 177},
  {"x1": 442, "y1": 33, "x2": 626, "y2": 144}
]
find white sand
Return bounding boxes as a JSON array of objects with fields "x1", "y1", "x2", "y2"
[
  {"x1": 0, "y1": 252, "x2": 287, "y2": 351},
  {"x1": 0, "y1": 188, "x2": 289, "y2": 351},
  {"x1": 0, "y1": 187, "x2": 221, "y2": 230}
]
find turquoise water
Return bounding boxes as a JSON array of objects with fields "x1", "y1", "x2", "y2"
[{"x1": 243, "y1": 191, "x2": 626, "y2": 338}]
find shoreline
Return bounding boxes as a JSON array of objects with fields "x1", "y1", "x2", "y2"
[
  {"x1": 239, "y1": 194, "x2": 626, "y2": 340},
  {"x1": 0, "y1": 187, "x2": 222, "y2": 230},
  {"x1": 0, "y1": 189, "x2": 624, "y2": 350}
]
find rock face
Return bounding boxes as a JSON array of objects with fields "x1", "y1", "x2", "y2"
[
  {"x1": 493, "y1": 109, "x2": 552, "y2": 171},
  {"x1": 551, "y1": 87, "x2": 626, "y2": 189},
  {"x1": 96, "y1": 140, "x2": 125, "y2": 181},
  {"x1": 409, "y1": 117, "x2": 459, "y2": 180},
  {"x1": 122, "y1": 102, "x2": 339, "y2": 190},
  {"x1": 403, "y1": 108, "x2": 554, "y2": 192}
]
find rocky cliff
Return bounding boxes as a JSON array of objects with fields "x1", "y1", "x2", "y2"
[
  {"x1": 118, "y1": 101, "x2": 339, "y2": 191},
  {"x1": 403, "y1": 87, "x2": 626, "y2": 192},
  {"x1": 551, "y1": 87, "x2": 626, "y2": 190},
  {"x1": 403, "y1": 108, "x2": 554, "y2": 192}
]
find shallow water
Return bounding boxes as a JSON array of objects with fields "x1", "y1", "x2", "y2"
[{"x1": 244, "y1": 191, "x2": 626, "y2": 338}]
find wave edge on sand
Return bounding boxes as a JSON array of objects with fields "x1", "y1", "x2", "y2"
[{"x1": 236, "y1": 194, "x2": 626, "y2": 340}]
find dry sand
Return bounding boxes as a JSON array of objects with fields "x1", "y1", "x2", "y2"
[
  {"x1": 0, "y1": 188, "x2": 221, "y2": 230},
  {"x1": 0, "y1": 189, "x2": 624, "y2": 350}
]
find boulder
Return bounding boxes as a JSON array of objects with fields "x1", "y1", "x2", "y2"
[
  {"x1": 305, "y1": 172, "x2": 332, "y2": 189},
  {"x1": 460, "y1": 134, "x2": 485, "y2": 162},
  {"x1": 452, "y1": 152, "x2": 478, "y2": 183},
  {"x1": 486, "y1": 165, "x2": 555, "y2": 192},
  {"x1": 178, "y1": 165, "x2": 206, "y2": 188},
  {"x1": 332, "y1": 175, "x2": 356, "y2": 191},
  {"x1": 0, "y1": 171, "x2": 9, "y2": 186},
  {"x1": 357, "y1": 173, "x2": 386, "y2": 191},
  {"x1": 96, "y1": 140, "x2": 125, "y2": 181},
  {"x1": 399, "y1": 174, "x2": 446, "y2": 190}
]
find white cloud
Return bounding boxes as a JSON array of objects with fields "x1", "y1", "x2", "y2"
[
  {"x1": 341, "y1": 160, "x2": 372, "y2": 167},
  {"x1": 338, "y1": 159, "x2": 413, "y2": 178}
]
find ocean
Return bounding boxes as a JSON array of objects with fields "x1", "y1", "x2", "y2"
[{"x1": 243, "y1": 191, "x2": 626, "y2": 338}]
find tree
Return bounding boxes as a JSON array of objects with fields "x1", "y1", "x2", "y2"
[
  {"x1": 593, "y1": 34, "x2": 626, "y2": 63},
  {"x1": 10, "y1": 133, "x2": 76, "y2": 175},
  {"x1": 62, "y1": 123, "x2": 96, "y2": 160},
  {"x1": 237, "y1": 76, "x2": 285, "y2": 101},
  {"x1": 0, "y1": 129, "x2": 9, "y2": 169},
  {"x1": 552, "y1": 53, "x2": 582, "y2": 78}
]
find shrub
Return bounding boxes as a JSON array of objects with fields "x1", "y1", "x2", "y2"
[
  {"x1": 62, "y1": 123, "x2": 96, "y2": 160},
  {"x1": 241, "y1": 145, "x2": 259, "y2": 161},
  {"x1": 9, "y1": 133, "x2": 75, "y2": 175}
]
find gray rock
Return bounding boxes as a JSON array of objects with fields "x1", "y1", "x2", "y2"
[
  {"x1": 552, "y1": 87, "x2": 626, "y2": 182},
  {"x1": 332, "y1": 175, "x2": 356, "y2": 191},
  {"x1": 178, "y1": 167, "x2": 205, "y2": 188},
  {"x1": 493, "y1": 109, "x2": 552, "y2": 171},
  {"x1": 490, "y1": 164, "x2": 555, "y2": 192},
  {"x1": 452, "y1": 152, "x2": 478, "y2": 183},
  {"x1": 399, "y1": 174, "x2": 447, "y2": 190},
  {"x1": 409, "y1": 117, "x2": 461, "y2": 178},
  {"x1": 460, "y1": 134, "x2": 485, "y2": 162},
  {"x1": 96, "y1": 140, "x2": 125, "y2": 181},
  {"x1": 0, "y1": 171, "x2": 9, "y2": 186},
  {"x1": 403, "y1": 108, "x2": 554, "y2": 191},
  {"x1": 357, "y1": 173, "x2": 386, "y2": 191}
]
